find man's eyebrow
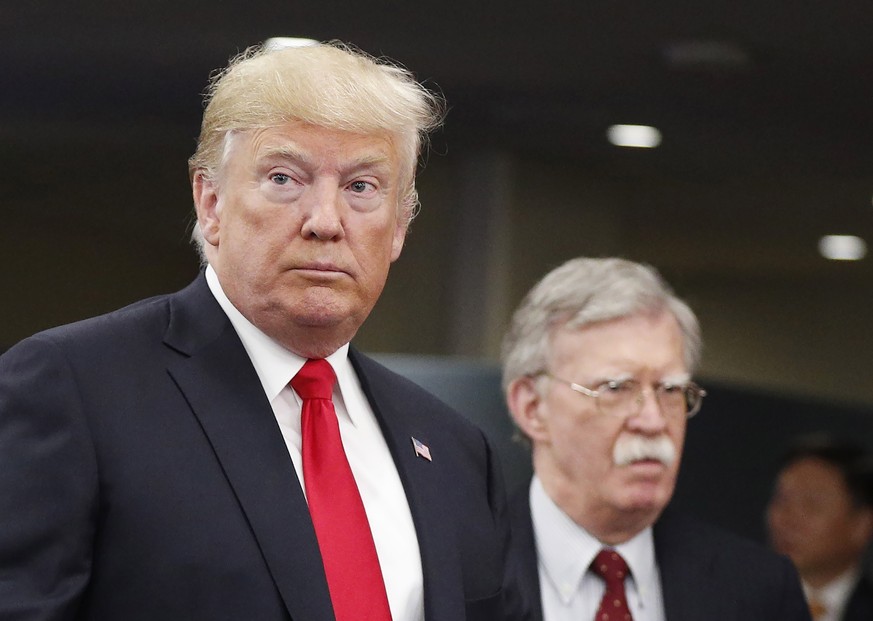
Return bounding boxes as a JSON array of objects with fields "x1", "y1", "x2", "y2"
[
  {"x1": 257, "y1": 144, "x2": 311, "y2": 164},
  {"x1": 659, "y1": 373, "x2": 692, "y2": 384},
  {"x1": 256, "y1": 146, "x2": 393, "y2": 174},
  {"x1": 355, "y1": 153, "x2": 391, "y2": 165},
  {"x1": 345, "y1": 154, "x2": 394, "y2": 174}
]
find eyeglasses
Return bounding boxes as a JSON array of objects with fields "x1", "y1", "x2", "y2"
[{"x1": 539, "y1": 373, "x2": 706, "y2": 419}]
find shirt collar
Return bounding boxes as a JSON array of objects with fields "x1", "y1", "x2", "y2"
[
  {"x1": 804, "y1": 565, "x2": 862, "y2": 614},
  {"x1": 530, "y1": 475, "x2": 659, "y2": 606},
  {"x1": 204, "y1": 265, "x2": 355, "y2": 415},
  {"x1": 614, "y1": 522, "x2": 658, "y2": 607}
]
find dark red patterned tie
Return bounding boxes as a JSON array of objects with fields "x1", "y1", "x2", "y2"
[
  {"x1": 592, "y1": 548, "x2": 634, "y2": 621},
  {"x1": 292, "y1": 359, "x2": 392, "y2": 621}
]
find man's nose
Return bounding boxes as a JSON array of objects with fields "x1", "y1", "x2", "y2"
[
  {"x1": 301, "y1": 182, "x2": 343, "y2": 240},
  {"x1": 627, "y1": 387, "x2": 669, "y2": 431}
]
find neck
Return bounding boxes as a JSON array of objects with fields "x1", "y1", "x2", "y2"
[
  {"x1": 579, "y1": 512, "x2": 653, "y2": 546},
  {"x1": 275, "y1": 327, "x2": 352, "y2": 359},
  {"x1": 804, "y1": 562, "x2": 858, "y2": 590}
]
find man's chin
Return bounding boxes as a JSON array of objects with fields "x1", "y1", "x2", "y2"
[
  {"x1": 619, "y1": 476, "x2": 674, "y2": 513},
  {"x1": 620, "y1": 497, "x2": 669, "y2": 520},
  {"x1": 292, "y1": 311, "x2": 347, "y2": 329},
  {"x1": 255, "y1": 300, "x2": 359, "y2": 354},
  {"x1": 282, "y1": 292, "x2": 355, "y2": 328}
]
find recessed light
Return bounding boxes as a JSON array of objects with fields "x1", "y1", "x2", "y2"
[
  {"x1": 819, "y1": 235, "x2": 867, "y2": 261},
  {"x1": 607, "y1": 124, "x2": 662, "y2": 148}
]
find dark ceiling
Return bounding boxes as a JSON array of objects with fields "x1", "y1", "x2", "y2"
[{"x1": 5, "y1": 0, "x2": 873, "y2": 174}]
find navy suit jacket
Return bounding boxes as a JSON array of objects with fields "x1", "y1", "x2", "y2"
[
  {"x1": 507, "y1": 485, "x2": 812, "y2": 621},
  {"x1": 0, "y1": 274, "x2": 520, "y2": 621},
  {"x1": 843, "y1": 575, "x2": 873, "y2": 621}
]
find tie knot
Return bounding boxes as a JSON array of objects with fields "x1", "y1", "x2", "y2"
[
  {"x1": 291, "y1": 359, "x2": 336, "y2": 400},
  {"x1": 807, "y1": 594, "x2": 827, "y2": 620},
  {"x1": 592, "y1": 549, "x2": 630, "y2": 587}
]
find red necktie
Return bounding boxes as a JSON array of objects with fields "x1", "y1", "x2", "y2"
[
  {"x1": 592, "y1": 548, "x2": 634, "y2": 621},
  {"x1": 292, "y1": 359, "x2": 392, "y2": 621}
]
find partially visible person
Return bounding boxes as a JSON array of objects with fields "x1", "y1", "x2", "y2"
[
  {"x1": 767, "y1": 435, "x2": 873, "y2": 621},
  {"x1": 501, "y1": 256, "x2": 811, "y2": 621},
  {"x1": 0, "y1": 41, "x2": 524, "y2": 621}
]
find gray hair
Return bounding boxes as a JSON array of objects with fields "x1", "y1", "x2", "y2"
[
  {"x1": 501, "y1": 257, "x2": 702, "y2": 391},
  {"x1": 188, "y1": 40, "x2": 445, "y2": 262}
]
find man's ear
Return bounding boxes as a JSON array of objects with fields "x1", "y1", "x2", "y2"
[
  {"x1": 390, "y1": 218, "x2": 407, "y2": 262},
  {"x1": 506, "y1": 376, "x2": 550, "y2": 443},
  {"x1": 192, "y1": 171, "x2": 221, "y2": 246}
]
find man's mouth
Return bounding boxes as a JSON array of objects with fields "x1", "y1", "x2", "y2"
[{"x1": 293, "y1": 262, "x2": 347, "y2": 278}]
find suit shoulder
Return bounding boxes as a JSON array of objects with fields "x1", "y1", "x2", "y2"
[
  {"x1": 658, "y1": 510, "x2": 768, "y2": 552},
  {"x1": 656, "y1": 509, "x2": 798, "y2": 575},
  {"x1": 655, "y1": 511, "x2": 810, "y2": 618},
  {"x1": 3, "y1": 291, "x2": 176, "y2": 368},
  {"x1": 43, "y1": 293, "x2": 169, "y2": 342}
]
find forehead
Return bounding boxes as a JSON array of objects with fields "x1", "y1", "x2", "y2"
[
  {"x1": 226, "y1": 122, "x2": 400, "y2": 171},
  {"x1": 550, "y1": 311, "x2": 687, "y2": 374}
]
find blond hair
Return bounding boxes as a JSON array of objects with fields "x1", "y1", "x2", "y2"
[{"x1": 189, "y1": 41, "x2": 444, "y2": 254}]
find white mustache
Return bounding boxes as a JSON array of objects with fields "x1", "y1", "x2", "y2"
[{"x1": 613, "y1": 435, "x2": 676, "y2": 467}]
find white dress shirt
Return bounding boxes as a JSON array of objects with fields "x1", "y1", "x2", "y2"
[
  {"x1": 803, "y1": 566, "x2": 862, "y2": 621},
  {"x1": 530, "y1": 476, "x2": 666, "y2": 621},
  {"x1": 206, "y1": 266, "x2": 424, "y2": 621}
]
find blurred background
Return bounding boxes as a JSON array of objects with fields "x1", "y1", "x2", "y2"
[{"x1": 3, "y1": 1, "x2": 873, "y2": 540}]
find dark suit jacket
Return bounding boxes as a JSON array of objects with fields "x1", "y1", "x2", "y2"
[
  {"x1": 843, "y1": 575, "x2": 873, "y2": 621},
  {"x1": 0, "y1": 274, "x2": 520, "y2": 621},
  {"x1": 507, "y1": 485, "x2": 812, "y2": 621}
]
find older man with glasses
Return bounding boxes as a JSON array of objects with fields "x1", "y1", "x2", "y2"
[{"x1": 501, "y1": 257, "x2": 810, "y2": 621}]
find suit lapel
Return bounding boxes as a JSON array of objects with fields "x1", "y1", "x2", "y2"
[
  {"x1": 164, "y1": 276, "x2": 334, "y2": 621},
  {"x1": 350, "y1": 350, "x2": 467, "y2": 621}
]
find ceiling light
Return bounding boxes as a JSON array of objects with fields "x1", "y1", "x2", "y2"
[
  {"x1": 818, "y1": 235, "x2": 867, "y2": 261},
  {"x1": 607, "y1": 125, "x2": 662, "y2": 148},
  {"x1": 264, "y1": 37, "x2": 319, "y2": 51}
]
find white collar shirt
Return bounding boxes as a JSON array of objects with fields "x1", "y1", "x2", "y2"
[
  {"x1": 205, "y1": 266, "x2": 424, "y2": 621},
  {"x1": 530, "y1": 475, "x2": 666, "y2": 621},
  {"x1": 803, "y1": 566, "x2": 862, "y2": 621}
]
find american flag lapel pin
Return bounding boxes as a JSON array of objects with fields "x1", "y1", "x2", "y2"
[{"x1": 411, "y1": 437, "x2": 432, "y2": 462}]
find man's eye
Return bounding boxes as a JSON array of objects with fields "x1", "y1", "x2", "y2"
[
  {"x1": 349, "y1": 180, "x2": 375, "y2": 193},
  {"x1": 601, "y1": 380, "x2": 633, "y2": 393},
  {"x1": 270, "y1": 173, "x2": 291, "y2": 185}
]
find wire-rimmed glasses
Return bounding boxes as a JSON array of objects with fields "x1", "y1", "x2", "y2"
[{"x1": 539, "y1": 373, "x2": 706, "y2": 419}]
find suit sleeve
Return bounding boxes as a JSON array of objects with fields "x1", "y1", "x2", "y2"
[{"x1": 0, "y1": 336, "x2": 98, "y2": 620}]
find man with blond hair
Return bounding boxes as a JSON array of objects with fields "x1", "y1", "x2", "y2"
[
  {"x1": 0, "y1": 41, "x2": 521, "y2": 621},
  {"x1": 501, "y1": 256, "x2": 810, "y2": 620}
]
